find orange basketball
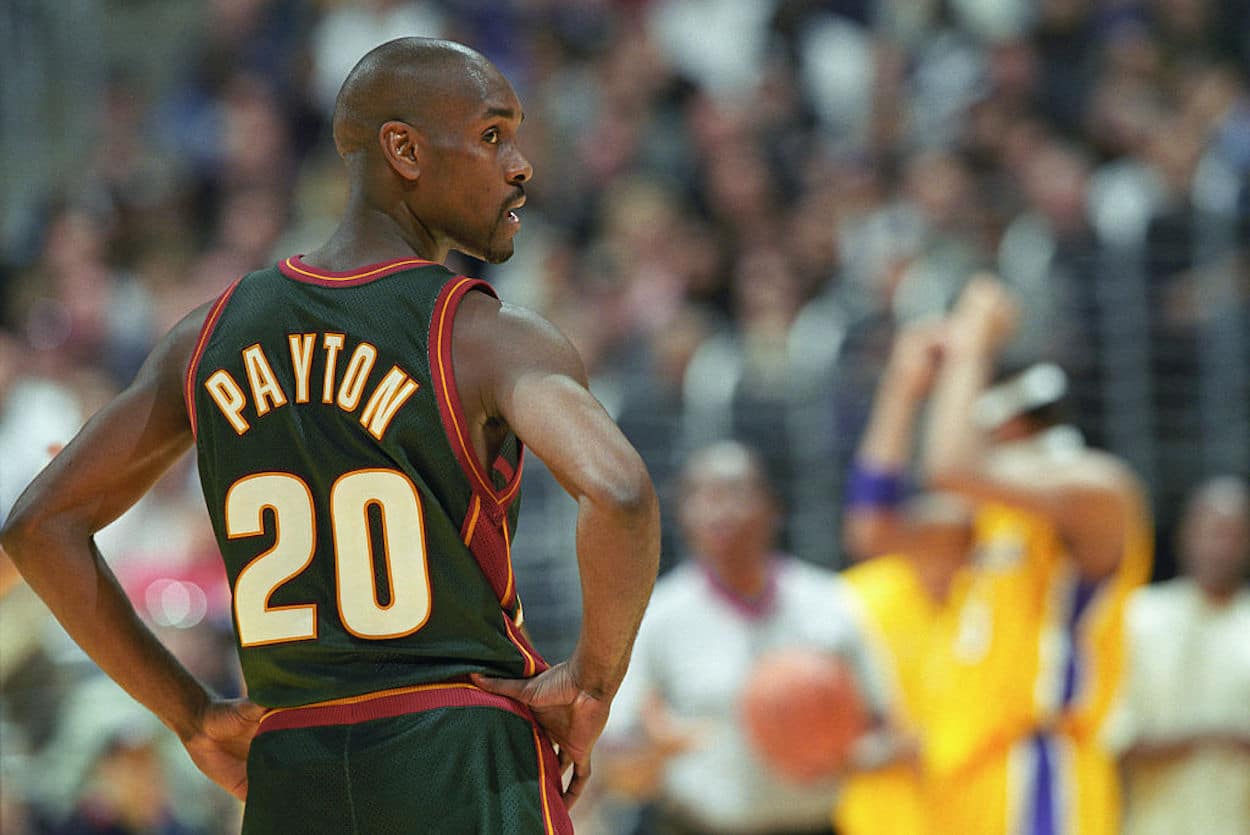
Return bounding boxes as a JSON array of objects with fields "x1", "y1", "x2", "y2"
[{"x1": 739, "y1": 648, "x2": 868, "y2": 784}]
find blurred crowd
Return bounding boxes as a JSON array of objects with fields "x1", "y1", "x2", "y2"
[{"x1": 1, "y1": 0, "x2": 1248, "y2": 833}]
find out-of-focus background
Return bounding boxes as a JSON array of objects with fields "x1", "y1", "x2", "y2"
[{"x1": 1, "y1": 1, "x2": 1247, "y2": 833}]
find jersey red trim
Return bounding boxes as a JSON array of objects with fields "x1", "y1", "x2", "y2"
[
  {"x1": 277, "y1": 254, "x2": 440, "y2": 287},
  {"x1": 256, "y1": 681, "x2": 530, "y2": 735},
  {"x1": 503, "y1": 608, "x2": 549, "y2": 676},
  {"x1": 430, "y1": 276, "x2": 545, "y2": 674},
  {"x1": 428, "y1": 276, "x2": 526, "y2": 512},
  {"x1": 184, "y1": 279, "x2": 242, "y2": 439}
]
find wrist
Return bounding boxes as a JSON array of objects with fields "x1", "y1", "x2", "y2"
[
  {"x1": 845, "y1": 461, "x2": 906, "y2": 510},
  {"x1": 170, "y1": 686, "x2": 214, "y2": 744},
  {"x1": 568, "y1": 649, "x2": 621, "y2": 701}
]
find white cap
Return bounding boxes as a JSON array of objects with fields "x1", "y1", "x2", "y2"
[{"x1": 974, "y1": 362, "x2": 1068, "y2": 430}]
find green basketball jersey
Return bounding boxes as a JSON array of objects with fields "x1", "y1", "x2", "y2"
[{"x1": 186, "y1": 255, "x2": 545, "y2": 708}]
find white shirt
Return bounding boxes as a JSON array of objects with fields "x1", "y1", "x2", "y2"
[
  {"x1": 604, "y1": 556, "x2": 876, "y2": 834},
  {"x1": 1105, "y1": 579, "x2": 1250, "y2": 835}
]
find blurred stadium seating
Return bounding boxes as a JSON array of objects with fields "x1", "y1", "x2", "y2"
[{"x1": 1, "y1": 1, "x2": 1247, "y2": 832}]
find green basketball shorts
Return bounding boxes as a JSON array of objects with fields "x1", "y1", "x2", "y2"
[{"x1": 243, "y1": 682, "x2": 573, "y2": 834}]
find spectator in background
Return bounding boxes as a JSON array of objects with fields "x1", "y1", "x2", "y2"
[
  {"x1": 1106, "y1": 475, "x2": 1250, "y2": 835},
  {"x1": 598, "y1": 440, "x2": 876, "y2": 835}
]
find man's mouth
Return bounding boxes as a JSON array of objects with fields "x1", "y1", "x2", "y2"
[
  {"x1": 504, "y1": 192, "x2": 526, "y2": 215},
  {"x1": 503, "y1": 193, "x2": 525, "y2": 228}
]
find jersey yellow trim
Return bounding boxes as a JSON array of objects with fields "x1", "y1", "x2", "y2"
[
  {"x1": 462, "y1": 495, "x2": 483, "y2": 545},
  {"x1": 501, "y1": 516, "x2": 516, "y2": 605},
  {"x1": 259, "y1": 681, "x2": 482, "y2": 722},
  {"x1": 282, "y1": 256, "x2": 435, "y2": 282},
  {"x1": 533, "y1": 727, "x2": 557, "y2": 835}
]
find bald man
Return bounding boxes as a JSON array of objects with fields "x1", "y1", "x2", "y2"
[{"x1": 1, "y1": 38, "x2": 660, "y2": 834}]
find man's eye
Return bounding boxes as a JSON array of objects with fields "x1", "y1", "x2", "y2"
[{"x1": 483, "y1": 128, "x2": 500, "y2": 144}]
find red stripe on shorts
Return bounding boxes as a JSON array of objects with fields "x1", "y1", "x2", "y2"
[{"x1": 256, "y1": 682, "x2": 532, "y2": 735}]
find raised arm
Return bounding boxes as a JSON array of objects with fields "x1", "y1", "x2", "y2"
[
  {"x1": 922, "y1": 277, "x2": 1144, "y2": 580},
  {"x1": 0, "y1": 305, "x2": 263, "y2": 799},
  {"x1": 453, "y1": 290, "x2": 661, "y2": 804},
  {"x1": 843, "y1": 319, "x2": 945, "y2": 561}
]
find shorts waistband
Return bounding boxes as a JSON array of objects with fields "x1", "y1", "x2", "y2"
[{"x1": 257, "y1": 680, "x2": 532, "y2": 735}]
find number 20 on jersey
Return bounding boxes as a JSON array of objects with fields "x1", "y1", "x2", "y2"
[{"x1": 226, "y1": 468, "x2": 432, "y2": 646}]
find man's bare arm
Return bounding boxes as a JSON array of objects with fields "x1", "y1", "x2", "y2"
[
  {"x1": 0, "y1": 305, "x2": 263, "y2": 798},
  {"x1": 454, "y1": 292, "x2": 661, "y2": 804},
  {"x1": 844, "y1": 320, "x2": 945, "y2": 561},
  {"x1": 922, "y1": 278, "x2": 1143, "y2": 580}
]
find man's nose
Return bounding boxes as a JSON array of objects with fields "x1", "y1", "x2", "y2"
[{"x1": 507, "y1": 149, "x2": 533, "y2": 184}]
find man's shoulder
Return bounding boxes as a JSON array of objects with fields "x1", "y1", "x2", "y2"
[
  {"x1": 453, "y1": 291, "x2": 574, "y2": 359},
  {"x1": 456, "y1": 291, "x2": 557, "y2": 341}
]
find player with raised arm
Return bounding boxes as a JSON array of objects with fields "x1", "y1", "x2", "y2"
[{"x1": 920, "y1": 277, "x2": 1151, "y2": 835}]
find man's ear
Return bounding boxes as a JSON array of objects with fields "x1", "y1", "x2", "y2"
[{"x1": 379, "y1": 120, "x2": 421, "y2": 181}]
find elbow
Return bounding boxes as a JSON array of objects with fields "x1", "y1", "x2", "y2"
[
  {"x1": 842, "y1": 514, "x2": 891, "y2": 562},
  {"x1": 0, "y1": 491, "x2": 72, "y2": 570},
  {"x1": 586, "y1": 454, "x2": 659, "y2": 526},
  {"x1": 606, "y1": 461, "x2": 660, "y2": 523},
  {"x1": 923, "y1": 466, "x2": 962, "y2": 494},
  {"x1": 0, "y1": 504, "x2": 39, "y2": 569}
]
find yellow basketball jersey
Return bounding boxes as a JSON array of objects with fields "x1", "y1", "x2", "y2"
[
  {"x1": 926, "y1": 501, "x2": 1152, "y2": 835},
  {"x1": 836, "y1": 555, "x2": 963, "y2": 835}
]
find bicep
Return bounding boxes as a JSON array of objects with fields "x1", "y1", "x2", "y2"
[
  {"x1": 934, "y1": 450, "x2": 1136, "y2": 579},
  {"x1": 489, "y1": 305, "x2": 648, "y2": 504}
]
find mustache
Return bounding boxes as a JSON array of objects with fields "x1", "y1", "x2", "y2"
[{"x1": 502, "y1": 188, "x2": 525, "y2": 212}]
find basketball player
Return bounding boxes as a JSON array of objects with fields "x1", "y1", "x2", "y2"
[
  {"x1": 0, "y1": 38, "x2": 661, "y2": 834},
  {"x1": 920, "y1": 277, "x2": 1151, "y2": 835},
  {"x1": 836, "y1": 276, "x2": 1152, "y2": 835}
]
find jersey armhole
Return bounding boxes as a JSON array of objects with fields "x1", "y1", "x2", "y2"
[
  {"x1": 184, "y1": 278, "x2": 243, "y2": 439},
  {"x1": 427, "y1": 276, "x2": 526, "y2": 519}
]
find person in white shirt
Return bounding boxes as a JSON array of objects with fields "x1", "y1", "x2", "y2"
[
  {"x1": 598, "y1": 440, "x2": 877, "y2": 835},
  {"x1": 1106, "y1": 475, "x2": 1250, "y2": 835}
]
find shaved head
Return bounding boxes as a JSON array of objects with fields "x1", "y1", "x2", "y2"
[
  {"x1": 1180, "y1": 475, "x2": 1249, "y2": 596},
  {"x1": 319, "y1": 37, "x2": 531, "y2": 265},
  {"x1": 332, "y1": 37, "x2": 503, "y2": 158}
]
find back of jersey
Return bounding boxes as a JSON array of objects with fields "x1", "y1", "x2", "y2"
[{"x1": 187, "y1": 256, "x2": 543, "y2": 708}]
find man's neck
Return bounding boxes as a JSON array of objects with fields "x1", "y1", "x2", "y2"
[
  {"x1": 1197, "y1": 580, "x2": 1240, "y2": 607},
  {"x1": 705, "y1": 556, "x2": 773, "y2": 599},
  {"x1": 308, "y1": 197, "x2": 447, "y2": 269}
]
